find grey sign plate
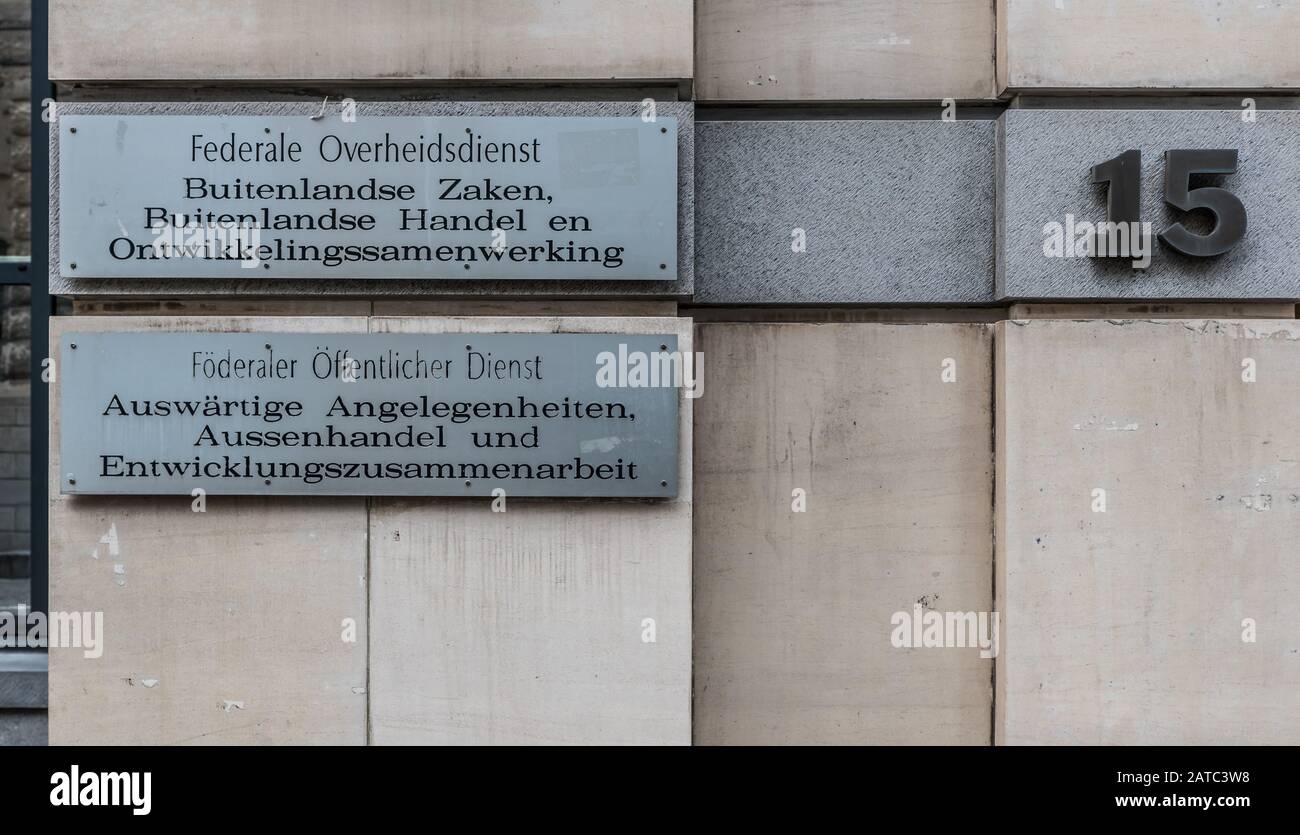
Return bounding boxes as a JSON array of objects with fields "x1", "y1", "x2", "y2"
[
  {"x1": 59, "y1": 332, "x2": 681, "y2": 497},
  {"x1": 57, "y1": 115, "x2": 678, "y2": 280}
]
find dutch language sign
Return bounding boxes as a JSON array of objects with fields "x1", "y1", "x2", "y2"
[
  {"x1": 57, "y1": 115, "x2": 678, "y2": 280},
  {"x1": 59, "y1": 332, "x2": 685, "y2": 497}
]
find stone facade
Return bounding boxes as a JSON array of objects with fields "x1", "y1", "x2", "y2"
[{"x1": 18, "y1": 1, "x2": 1300, "y2": 747}]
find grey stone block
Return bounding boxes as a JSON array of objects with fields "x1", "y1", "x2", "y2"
[
  {"x1": 0, "y1": 710, "x2": 46, "y2": 745},
  {"x1": 0, "y1": 651, "x2": 47, "y2": 709},
  {"x1": 51, "y1": 101, "x2": 694, "y2": 297},
  {"x1": 694, "y1": 120, "x2": 996, "y2": 304},
  {"x1": 998, "y1": 109, "x2": 1300, "y2": 300}
]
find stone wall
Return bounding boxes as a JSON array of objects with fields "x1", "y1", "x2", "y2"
[{"x1": 27, "y1": 0, "x2": 1300, "y2": 747}]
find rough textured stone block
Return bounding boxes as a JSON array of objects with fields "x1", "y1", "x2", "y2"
[
  {"x1": 50, "y1": 101, "x2": 694, "y2": 298},
  {"x1": 998, "y1": 0, "x2": 1300, "y2": 92},
  {"x1": 997, "y1": 319, "x2": 1300, "y2": 744},
  {"x1": 695, "y1": 121, "x2": 996, "y2": 304},
  {"x1": 694, "y1": 323, "x2": 994, "y2": 745},
  {"x1": 368, "y1": 317, "x2": 691, "y2": 745},
  {"x1": 48, "y1": 316, "x2": 368, "y2": 745},
  {"x1": 697, "y1": 0, "x2": 994, "y2": 101},
  {"x1": 51, "y1": 0, "x2": 692, "y2": 82},
  {"x1": 0, "y1": 651, "x2": 45, "y2": 708},
  {"x1": 0, "y1": 709, "x2": 46, "y2": 745},
  {"x1": 998, "y1": 110, "x2": 1300, "y2": 300}
]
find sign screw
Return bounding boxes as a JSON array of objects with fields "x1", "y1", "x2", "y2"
[
  {"x1": 68, "y1": 477, "x2": 76, "y2": 485},
  {"x1": 69, "y1": 262, "x2": 77, "y2": 270},
  {"x1": 659, "y1": 263, "x2": 666, "y2": 270},
  {"x1": 69, "y1": 127, "x2": 76, "y2": 134},
  {"x1": 69, "y1": 343, "x2": 77, "y2": 349},
  {"x1": 660, "y1": 480, "x2": 668, "y2": 487}
]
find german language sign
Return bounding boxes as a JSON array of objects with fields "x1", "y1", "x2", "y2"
[
  {"x1": 59, "y1": 332, "x2": 686, "y2": 497},
  {"x1": 57, "y1": 115, "x2": 678, "y2": 280}
]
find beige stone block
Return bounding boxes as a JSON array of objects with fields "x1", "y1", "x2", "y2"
[
  {"x1": 48, "y1": 316, "x2": 369, "y2": 745},
  {"x1": 693, "y1": 323, "x2": 994, "y2": 745},
  {"x1": 367, "y1": 317, "x2": 692, "y2": 745},
  {"x1": 1007, "y1": 303, "x2": 1296, "y2": 321},
  {"x1": 50, "y1": 0, "x2": 693, "y2": 82},
  {"x1": 369, "y1": 300, "x2": 677, "y2": 318},
  {"x1": 998, "y1": 0, "x2": 1300, "y2": 91},
  {"x1": 697, "y1": 0, "x2": 996, "y2": 101},
  {"x1": 996, "y1": 319, "x2": 1300, "y2": 744}
]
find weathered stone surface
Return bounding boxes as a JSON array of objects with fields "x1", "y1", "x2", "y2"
[
  {"x1": 50, "y1": 101, "x2": 694, "y2": 298},
  {"x1": 48, "y1": 316, "x2": 368, "y2": 745},
  {"x1": 695, "y1": 120, "x2": 996, "y2": 303},
  {"x1": 697, "y1": 0, "x2": 995, "y2": 101},
  {"x1": 368, "y1": 317, "x2": 692, "y2": 745},
  {"x1": 694, "y1": 323, "x2": 994, "y2": 744},
  {"x1": 997, "y1": 319, "x2": 1300, "y2": 744},
  {"x1": 51, "y1": 0, "x2": 693, "y2": 82},
  {"x1": 997, "y1": 110, "x2": 1300, "y2": 300},
  {"x1": 998, "y1": 0, "x2": 1300, "y2": 91}
]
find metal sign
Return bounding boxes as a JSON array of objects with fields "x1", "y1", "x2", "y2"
[
  {"x1": 57, "y1": 115, "x2": 678, "y2": 280},
  {"x1": 59, "y1": 332, "x2": 683, "y2": 497}
]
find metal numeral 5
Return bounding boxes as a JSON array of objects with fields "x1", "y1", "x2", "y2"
[{"x1": 1091, "y1": 149, "x2": 1246, "y2": 257}]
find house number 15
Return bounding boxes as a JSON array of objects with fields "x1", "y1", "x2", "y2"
[{"x1": 1091, "y1": 149, "x2": 1247, "y2": 257}]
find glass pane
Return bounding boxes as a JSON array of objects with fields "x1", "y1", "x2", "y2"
[
  {"x1": 0, "y1": 287, "x2": 30, "y2": 618},
  {"x1": 0, "y1": 1, "x2": 30, "y2": 619},
  {"x1": 0, "y1": 1, "x2": 30, "y2": 259}
]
